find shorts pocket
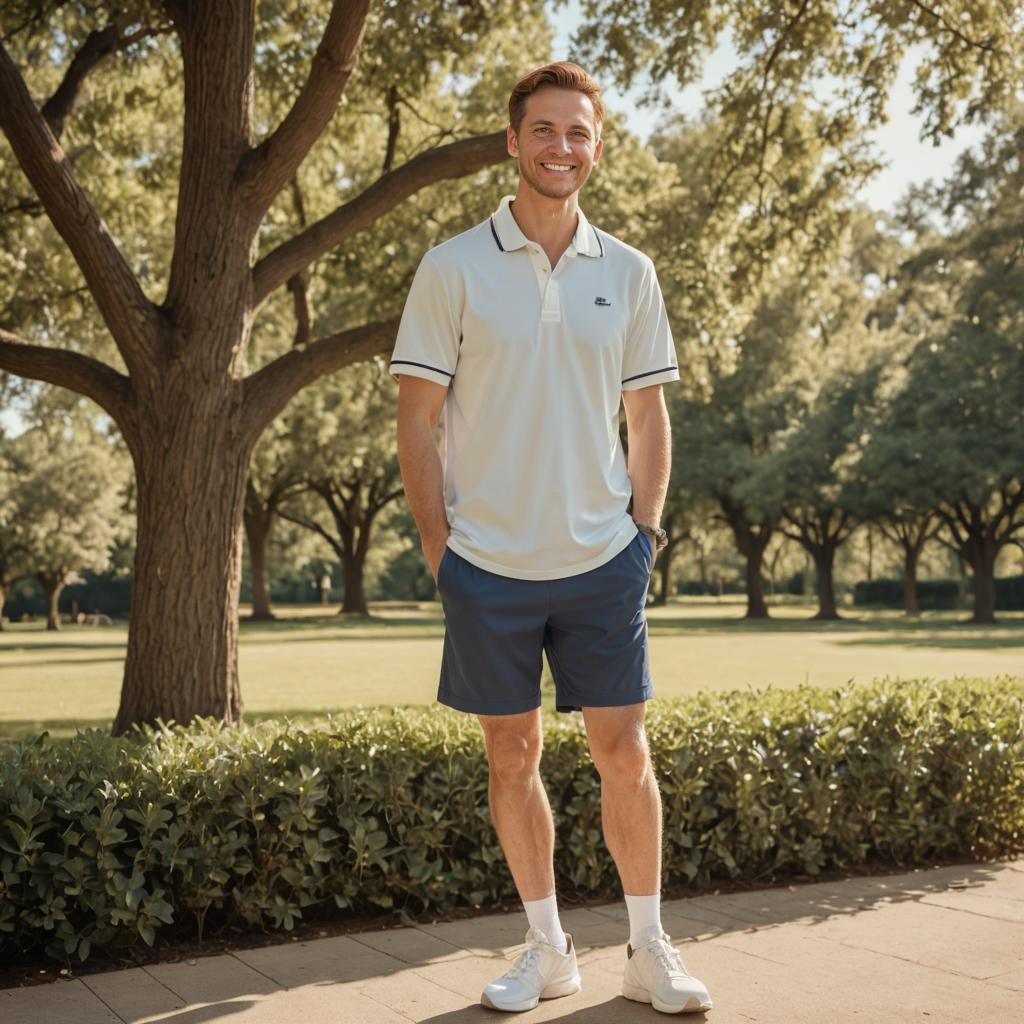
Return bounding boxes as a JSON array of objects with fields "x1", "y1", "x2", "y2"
[
  {"x1": 637, "y1": 530, "x2": 653, "y2": 573},
  {"x1": 437, "y1": 546, "x2": 452, "y2": 587}
]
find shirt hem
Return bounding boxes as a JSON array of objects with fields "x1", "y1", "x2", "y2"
[{"x1": 446, "y1": 522, "x2": 639, "y2": 580}]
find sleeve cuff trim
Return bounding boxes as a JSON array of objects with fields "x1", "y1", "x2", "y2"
[
  {"x1": 622, "y1": 366, "x2": 679, "y2": 385},
  {"x1": 390, "y1": 359, "x2": 454, "y2": 378}
]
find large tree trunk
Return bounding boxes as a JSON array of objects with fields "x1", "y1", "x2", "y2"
[
  {"x1": 38, "y1": 572, "x2": 64, "y2": 630},
  {"x1": 965, "y1": 551, "x2": 998, "y2": 624},
  {"x1": 743, "y1": 551, "x2": 769, "y2": 619},
  {"x1": 903, "y1": 545, "x2": 920, "y2": 617},
  {"x1": 244, "y1": 497, "x2": 275, "y2": 621},
  {"x1": 811, "y1": 546, "x2": 841, "y2": 620},
  {"x1": 652, "y1": 512, "x2": 677, "y2": 606},
  {"x1": 113, "y1": 404, "x2": 251, "y2": 735},
  {"x1": 720, "y1": 497, "x2": 773, "y2": 619},
  {"x1": 339, "y1": 548, "x2": 369, "y2": 615}
]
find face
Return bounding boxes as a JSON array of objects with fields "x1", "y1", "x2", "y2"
[{"x1": 507, "y1": 86, "x2": 603, "y2": 200}]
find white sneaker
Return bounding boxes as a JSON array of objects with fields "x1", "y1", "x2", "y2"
[
  {"x1": 480, "y1": 926, "x2": 582, "y2": 1012},
  {"x1": 622, "y1": 929, "x2": 713, "y2": 1014}
]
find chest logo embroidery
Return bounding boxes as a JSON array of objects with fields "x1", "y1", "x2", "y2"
[{"x1": 594, "y1": 296, "x2": 612, "y2": 306}]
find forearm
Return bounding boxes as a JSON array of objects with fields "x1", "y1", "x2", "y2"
[
  {"x1": 396, "y1": 417, "x2": 450, "y2": 545},
  {"x1": 626, "y1": 405, "x2": 671, "y2": 528}
]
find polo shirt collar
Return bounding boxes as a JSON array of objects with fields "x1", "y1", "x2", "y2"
[{"x1": 490, "y1": 194, "x2": 603, "y2": 259}]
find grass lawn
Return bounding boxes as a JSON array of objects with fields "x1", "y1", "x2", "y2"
[{"x1": 1, "y1": 596, "x2": 1022, "y2": 741}]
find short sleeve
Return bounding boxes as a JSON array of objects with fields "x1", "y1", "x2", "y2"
[
  {"x1": 621, "y1": 259, "x2": 680, "y2": 391},
  {"x1": 389, "y1": 253, "x2": 461, "y2": 387}
]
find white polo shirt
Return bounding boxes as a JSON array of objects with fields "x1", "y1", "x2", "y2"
[{"x1": 389, "y1": 194, "x2": 680, "y2": 580}]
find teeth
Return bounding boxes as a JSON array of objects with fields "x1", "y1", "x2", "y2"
[{"x1": 542, "y1": 163, "x2": 573, "y2": 171}]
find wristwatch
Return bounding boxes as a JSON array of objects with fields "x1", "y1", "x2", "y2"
[{"x1": 633, "y1": 519, "x2": 668, "y2": 552}]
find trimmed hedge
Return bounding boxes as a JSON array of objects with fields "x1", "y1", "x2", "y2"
[{"x1": 2, "y1": 675, "x2": 1022, "y2": 965}]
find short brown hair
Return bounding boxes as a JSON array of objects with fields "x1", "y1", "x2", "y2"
[{"x1": 508, "y1": 62, "x2": 605, "y2": 137}]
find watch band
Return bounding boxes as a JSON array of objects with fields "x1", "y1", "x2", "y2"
[{"x1": 633, "y1": 519, "x2": 668, "y2": 551}]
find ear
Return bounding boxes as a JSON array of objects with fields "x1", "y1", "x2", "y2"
[
  {"x1": 507, "y1": 123, "x2": 519, "y2": 158},
  {"x1": 593, "y1": 135, "x2": 603, "y2": 165}
]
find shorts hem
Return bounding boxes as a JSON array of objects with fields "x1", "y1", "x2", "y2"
[
  {"x1": 437, "y1": 691, "x2": 542, "y2": 716},
  {"x1": 556, "y1": 685, "x2": 654, "y2": 711}
]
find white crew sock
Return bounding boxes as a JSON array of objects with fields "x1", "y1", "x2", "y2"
[
  {"x1": 625, "y1": 892, "x2": 663, "y2": 949},
  {"x1": 522, "y1": 893, "x2": 567, "y2": 953}
]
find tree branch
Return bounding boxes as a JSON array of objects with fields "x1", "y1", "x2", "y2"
[
  {"x1": 0, "y1": 327, "x2": 133, "y2": 428},
  {"x1": 252, "y1": 130, "x2": 509, "y2": 306},
  {"x1": 0, "y1": 43, "x2": 162, "y2": 376},
  {"x1": 905, "y1": 0, "x2": 1000, "y2": 53},
  {"x1": 241, "y1": 317, "x2": 399, "y2": 447},
  {"x1": 42, "y1": 20, "x2": 170, "y2": 141},
  {"x1": 238, "y1": 0, "x2": 371, "y2": 213}
]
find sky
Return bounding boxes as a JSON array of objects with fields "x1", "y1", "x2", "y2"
[
  {"x1": 0, "y1": 7, "x2": 991, "y2": 437},
  {"x1": 549, "y1": 0, "x2": 987, "y2": 215}
]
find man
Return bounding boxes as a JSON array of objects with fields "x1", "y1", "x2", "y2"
[{"x1": 390, "y1": 62, "x2": 713, "y2": 1015}]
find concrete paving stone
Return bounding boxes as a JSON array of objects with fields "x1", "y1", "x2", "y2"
[
  {"x1": 359, "y1": 966, "x2": 479, "y2": 1018},
  {"x1": 132, "y1": 983, "x2": 413, "y2": 1024},
  {"x1": 141, "y1": 950, "x2": 282, "y2": 1004},
  {"x1": 656, "y1": 909, "x2": 729, "y2": 942},
  {"x1": 350, "y1": 924, "x2": 473, "y2": 966},
  {"x1": 752, "y1": 931, "x2": 1024, "y2": 1024},
  {"x1": 804, "y1": 896, "x2": 1024, "y2": 980},
  {"x1": 987, "y1": 965, "x2": 1024, "y2": 993},
  {"x1": 410, "y1": 913, "x2": 528, "y2": 958},
  {"x1": 0, "y1": 979, "x2": 122, "y2": 1024},
  {"x1": 232, "y1": 933, "x2": 403, "y2": 987},
  {"x1": 81, "y1": 965, "x2": 186, "y2": 1023},
  {"x1": 920, "y1": 888, "x2": 1024, "y2": 923}
]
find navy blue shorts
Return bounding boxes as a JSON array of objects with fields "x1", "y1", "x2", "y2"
[{"x1": 435, "y1": 530, "x2": 655, "y2": 715}]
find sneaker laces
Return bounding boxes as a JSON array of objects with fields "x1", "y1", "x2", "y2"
[
  {"x1": 504, "y1": 945, "x2": 542, "y2": 981},
  {"x1": 647, "y1": 933, "x2": 690, "y2": 978}
]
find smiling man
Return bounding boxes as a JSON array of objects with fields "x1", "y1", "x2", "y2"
[{"x1": 390, "y1": 62, "x2": 713, "y2": 1015}]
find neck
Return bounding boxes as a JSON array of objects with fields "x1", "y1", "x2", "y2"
[{"x1": 508, "y1": 187, "x2": 579, "y2": 253}]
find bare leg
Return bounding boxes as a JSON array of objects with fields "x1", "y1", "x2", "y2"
[
  {"x1": 581, "y1": 703, "x2": 662, "y2": 894},
  {"x1": 477, "y1": 708, "x2": 556, "y2": 901}
]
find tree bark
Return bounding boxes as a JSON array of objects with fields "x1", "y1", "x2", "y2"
[
  {"x1": 653, "y1": 512, "x2": 678, "y2": 606},
  {"x1": 903, "y1": 545, "x2": 920, "y2": 617},
  {"x1": 339, "y1": 544, "x2": 369, "y2": 616},
  {"x1": 114, "y1": 408, "x2": 250, "y2": 734},
  {"x1": 38, "y1": 572, "x2": 64, "y2": 631},
  {"x1": 811, "y1": 547, "x2": 840, "y2": 620},
  {"x1": 720, "y1": 496, "x2": 773, "y2": 619},
  {"x1": 244, "y1": 500, "x2": 275, "y2": 621},
  {"x1": 970, "y1": 559, "x2": 997, "y2": 623}
]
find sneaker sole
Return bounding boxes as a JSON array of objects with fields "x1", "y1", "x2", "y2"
[
  {"x1": 622, "y1": 982, "x2": 713, "y2": 1014},
  {"x1": 481, "y1": 974, "x2": 582, "y2": 1012}
]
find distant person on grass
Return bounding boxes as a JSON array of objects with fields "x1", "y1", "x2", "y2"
[{"x1": 391, "y1": 62, "x2": 713, "y2": 1015}]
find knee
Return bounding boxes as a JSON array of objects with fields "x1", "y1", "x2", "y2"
[
  {"x1": 484, "y1": 729, "x2": 542, "y2": 786},
  {"x1": 591, "y1": 730, "x2": 652, "y2": 785}
]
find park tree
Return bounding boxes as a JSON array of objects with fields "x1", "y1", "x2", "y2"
[
  {"x1": 277, "y1": 362, "x2": 402, "y2": 617},
  {"x1": 4, "y1": 419, "x2": 127, "y2": 629},
  {"x1": 0, "y1": 0, "x2": 553, "y2": 732},
  {"x1": 857, "y1": 111, "x2": 1024, "y2": 622},
  {"x1": 573, "y1": 0, "x2": 1022, "y2": 258}
]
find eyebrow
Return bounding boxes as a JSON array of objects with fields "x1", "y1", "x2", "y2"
[{"x1": 528, "y1": 119, "x2": 594, "y2": 133}]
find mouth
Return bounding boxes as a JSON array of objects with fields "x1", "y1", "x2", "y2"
[{"x1": 540, "y1": 162, "x2": 576, "y2": 174}]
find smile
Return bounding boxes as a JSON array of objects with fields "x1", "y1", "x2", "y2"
[{"x1": 541, "y1": 163, "x2": 575, "y2": 172}]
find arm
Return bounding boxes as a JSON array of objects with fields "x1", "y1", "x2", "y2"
[
  {"x1": 622, "y1": 383, "x2": 671, "y2": 528},
  {"x1": 396, "y1": 375, "x2": 451, "y2": 581}
]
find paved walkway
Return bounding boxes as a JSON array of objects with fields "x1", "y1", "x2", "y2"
[{"x1": 4, "y1": 859, "x2": 1023, "y2": 1023}]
